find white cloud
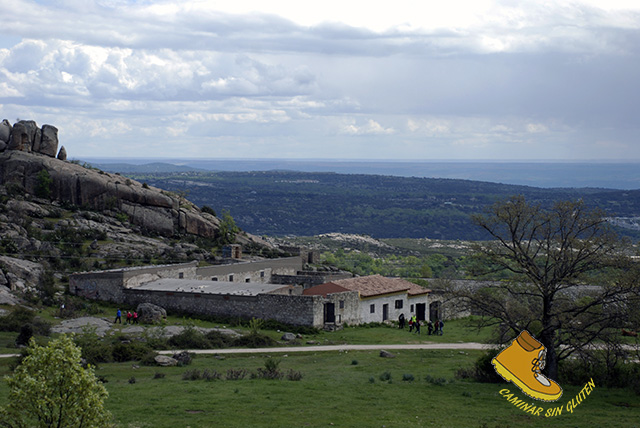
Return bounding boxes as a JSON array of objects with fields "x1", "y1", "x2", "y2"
[
  {"x1": 341, "y1": 119, "x2": 395, "y2": 135},
  {"x1": 0, "y1": 1, "x2": 638, "y2": 160}
]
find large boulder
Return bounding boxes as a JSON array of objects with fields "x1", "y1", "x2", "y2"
[
  {"x1": 38, "y1": 124, "x2": 59, "y2": 157},
  {"x1": 136, "y1": 302, "x2": 167, "y2": 324},
  {"x1": 0, "y1": 120, "x2": 11, "y2": 144},
  {"x1": 154, "y1": 355, "x2": 178, "y2": 367},
  {"x1": 57, "y1": 146, "x2": 67, "y2": 160},
  {"x1": 8, "y1": 120, "x2": 39, "y2": 152}
]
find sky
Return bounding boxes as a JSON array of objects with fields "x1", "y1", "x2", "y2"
[{"x1": 1, "y1": 0, "x2": 639, "y2": 161}]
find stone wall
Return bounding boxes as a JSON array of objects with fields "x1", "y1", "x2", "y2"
[
  {"x1": 196, "y1": 257, "x2": 301, "y2": 283},
  {"x1": 271, "y1": 271, "x2": 353, "y2": 288},
  {"x1": 69, "y1": 271, "x2": 126, "y2": 302},
  {"x1": 122, "y1": 288, "x2": 324, "y2": 326},
  {"x1": 69, "y1": 261, "x2": 199, "y2": 303}
]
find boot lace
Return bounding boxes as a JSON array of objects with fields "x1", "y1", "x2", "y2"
[{"x1": 531, "y1": 349, "x2": 546, "y2": 373}]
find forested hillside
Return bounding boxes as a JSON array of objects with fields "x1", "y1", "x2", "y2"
[{"x1": 123, "y1": 170, "x2": 640, "y2": 240}]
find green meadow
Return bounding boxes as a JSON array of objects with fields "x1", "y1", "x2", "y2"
[{"x1": 0, "y1": 317, "x2": 638, "y2": 428}]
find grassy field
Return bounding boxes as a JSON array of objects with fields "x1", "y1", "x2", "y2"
[{"x1": 0, "y1": 316, "x2": 638, "y2": 428}]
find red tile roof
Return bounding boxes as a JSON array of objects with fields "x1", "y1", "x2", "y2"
[
  {"x1": 302, "y1": 282, "x2": 349, "y2": 297},
  {"x1": 306, "y1": 274, "x2": 430, "y2": 298}
]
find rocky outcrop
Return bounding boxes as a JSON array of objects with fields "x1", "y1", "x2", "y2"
[
  {"x1": 1, "y1": 119, "x2": 58, "y2": 157},
  {"x1": 0, "y1": 149, "x2": 235, "y2": 240}
]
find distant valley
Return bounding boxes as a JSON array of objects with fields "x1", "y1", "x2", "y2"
[{"x1": 102, "y1": 165, "x2": 640, "y2": 240}]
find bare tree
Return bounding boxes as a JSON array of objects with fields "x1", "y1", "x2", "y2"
[{"x1": 457, "y1": 195, "x2": 637, "y2": 379}]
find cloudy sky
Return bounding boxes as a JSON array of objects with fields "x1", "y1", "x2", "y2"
[{"x1": 1, "y1": 0, "x2": 639, "y2": 160}]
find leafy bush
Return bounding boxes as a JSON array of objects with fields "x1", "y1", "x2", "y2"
[
  {"x1": 182, "y1": 369, "x2": 202, "y2": 381},
  {"x1": 168, "y1": 327, "x2": 211, "y2": 349},
  {"x1": 141, "y1": 351, "x2": 160, "y2": 366},
  {"x1": 112, "y1": 342, "x2": 154, "y2": 363},
  {"x1": 34, "y1": 169, "x2": 52, "y2": 199},
  {"x1": 455, "y1": 347, "x2": 503, "y2": 384},
  {"x1": 202, "y1": 369, "x2": 221, "y2": 381},
  {"x1": 255, "y1": 358, "x2": 283, "y2": 380},
  {"x1": 232, "y1": 333, "x2": 276, "y2": 348},
  {"x1": 402, "y1": 373, "x2": 415, "y2": 382},
  {"x1": 286, "y1": 369, "x2": 303, "y2": 381},
  {"x1": 424, "y1": 374, "x2": 447, "y2": 386},
  {"x1": 225, "y1": 369, "x2": 248, "y2": 381},
  {"x1": 379, "y1": 371, "x2": 392, "y2": 382},
  {"x1": 0, "y1": 307, "x2": 51, "y2": 336}
]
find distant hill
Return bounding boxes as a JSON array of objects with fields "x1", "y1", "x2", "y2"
[
  {"x1": 80, "y1": 158, "x2": 640, "y2": 190},
  {"x1": 118, "y1": 170, "x2": 640, "y2": 240},
  {"x1": 89, "y1": 162, "x2": 203, "y2": 174}
]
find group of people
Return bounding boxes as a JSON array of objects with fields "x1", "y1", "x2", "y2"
[
  {"x1": 114, "y1": 308, "x2": 139, "y2": 324},
  {"x1": 398, "y1": 313, "x2": 444, "y2": 335}
]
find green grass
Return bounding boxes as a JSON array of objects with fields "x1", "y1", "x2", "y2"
[
  {"x1": 0, "y1": 318, "x2": 638, "y2": 427},
  {"x1": 3, "y1": 349, "x2": 636, "y2": 428}
]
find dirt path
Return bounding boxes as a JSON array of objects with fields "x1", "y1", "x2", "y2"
[{"x1": 156, "y1": 342, "x2": 493, "y2": 355}]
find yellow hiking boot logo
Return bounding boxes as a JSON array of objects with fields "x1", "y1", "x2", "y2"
[{"x1": 492, "y1": 330, "x2": 563, "y2": 402}]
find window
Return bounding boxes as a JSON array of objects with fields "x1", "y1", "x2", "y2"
[
  {"x1": 212, "y1": 277, "x2": 218, "y2": 281},
  {"x1": 339, "y1": 300, "x2": 345, "y2": 309},
  {"x1": 370, "y1": 304, "x2": 375, "y2": 314},
  {"x1": 410, "y1": 304, "x2": 414, "y2": 312},
  {"x1": 395, "y1": 299, "x2": 403, "y2": 309},
  {"x1": 245, "y1": 278, "x2": 250, "y2": 283},
  {"x1": 260, "y1": 271, "x2": 265, "y2": 278},
  {"x1": 229, "y1": 274, "x2": 234, "y2": 281},
  {"x1": 178, "y1": 272, "x2": 184, "y2": 279}
]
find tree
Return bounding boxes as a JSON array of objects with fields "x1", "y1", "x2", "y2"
[
  {"x1": 34, "y1": 169, "x2": 52, "y2": 199},
  {"x1": 457, "y1": 196, "x2": 636, "y2": 379},
  {"x1": 0, "y1": 335, "x2": 112, "y2": 428},
  {"x1": 217, "y1": 210, "x2": 239, "y2": 246}
]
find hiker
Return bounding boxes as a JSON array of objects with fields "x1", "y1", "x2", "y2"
[
  {"x1": 126, "y1": 311, "x2": 132, "y2": 324},
  {"x1": 114, "y1": 309, "x2": 122, "y2": 324},
  {"x1": 398, "y1": 313, "x2": 405, "y2": 329},
  {"x1": 427, "y1": 320, "x2": 433, "y2": 335},
  {"x1": 133, "y1": 311, "x2": 139, "y2": 324},
  {"x1": 415, "y1": 319, "x2": 421, "y2": 334},
  {"x1": 408, "y1": 316, "x2": 414, "y2": 332},
  {"x1": 438, "y1": 319, "x2": 444, "y2": 335}
]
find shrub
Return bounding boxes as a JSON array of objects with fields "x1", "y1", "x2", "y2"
[
  {"x1": 351, "y1": 360, "x2": 359, "y2": 365},
  {"x1": 168, "y1": 327, "x2": 211, "y2": 349},
  {"x1": 232, "y1": 333, "x2": 276, "y2": 348},
  {"x1": 204, "y1": 330, "x2": 234, "y2": 348},
  {"x1": 202, "y1": 369, "x2": 221, "y2": 381},
  {"x1": 153, "y1": 372, "x2": 165, "y2": 379},
  {"x1": 0, "y1": 307, "x2": 51, "y2": 336},
  {"x1": 455, "y1": 347, "x2": 503, "y2": 384},
  {"x1": 112, "y1": 342, "x2": 154, "y2": 363},
  {"x1": 286, "y1": 369, "x2": 303, "y2": 381},
  {"x1": 425, "y1": 374, "x2": 447, "y2": 386},
  {"x1": 201, "y1": 205, "x2": 216, "y2": 216},
  {"x1": 256, "y1": 358, "x2": 283, "y2": 380},
  {"x1": 379, "y1": 371, "x2": 392, "y2": 382},
  {"x1": 402, "y1": 373, "x2": 415, "y2": 382},
  {"x1": 140, "y1": 351, "x2": 160, "y2": 366},
  {"x1": 34, "y1": 169, "x2": 52, "y2": 199},
  {"x1": 15, "y1": 324, "x2": 34, "y2": 347},
  {"x1": 128, "y1": 376, "x2": 136, "y2": 384},
  {"x1": 225, "y1": 369, "x2": 248, "y2": 380},
  {"x1": 182, "y1": 369, "x2": 202, "y2": 381}
]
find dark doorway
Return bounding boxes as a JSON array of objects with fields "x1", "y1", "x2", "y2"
[
  {"x1": 430, "y1": 301, "x2": 441, "y2": 322},
  {"x1": 382, "y1": 304, "x2": 389, "y2": 321},
  {"x1": 324, "y1": 302, "x2": 335, "y2": 323},
  {"x1": 416, "y1": 303, "x2": 426, "y2": 321}
]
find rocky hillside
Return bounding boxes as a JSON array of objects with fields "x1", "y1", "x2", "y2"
[{"x1": 0, "y1": 119, "x2": 271, "y2": 304}]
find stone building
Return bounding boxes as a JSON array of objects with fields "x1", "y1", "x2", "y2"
[
  {"x1": 69, "y1": 261, "x2": 433, "y2": 328},
  {"x1": 303, "y1": 274, "x2": 431, "y2": 327}
]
